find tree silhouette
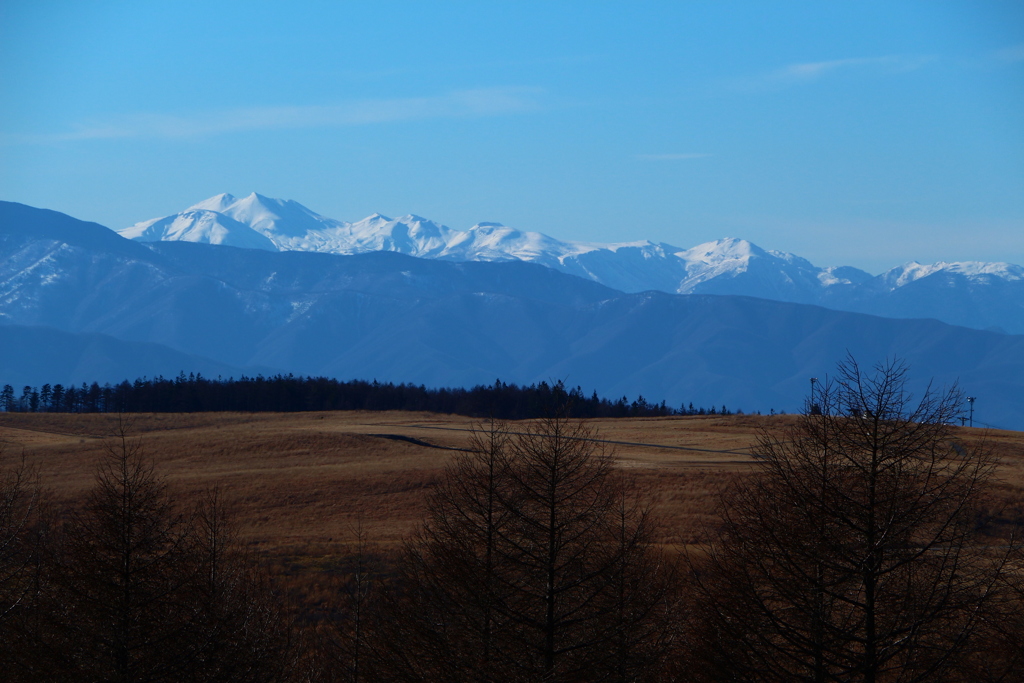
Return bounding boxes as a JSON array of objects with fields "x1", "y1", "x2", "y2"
[
  {"x1": 11, "y1": 419, "x2": 292, "y2": 682},
  {"x1": 0, "y1": 448, "x2": 41, "y2": 668},
  {"x1": 375, "y1": 415, "x2": 677, "y2": 682},
  {"x1": 41, "y1": 420, "x2": 198, "y2": 681},
  {"x1": 690, "y1": 357, "x2": 1011, "y2": 683},
  {"x1": 187, "y1": 488, "x2": 292, "y2": 682},
  {"x1": 372, "y1": 420, "x2": 519, "y2": 682}
]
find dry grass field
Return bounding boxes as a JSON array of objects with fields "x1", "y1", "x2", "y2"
[{"x1": 2, "y1": 410, "x2": 1023, "y2": 576}]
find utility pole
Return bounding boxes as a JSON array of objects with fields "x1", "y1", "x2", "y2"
[
  {"x1": 810, "y1": 377, "x2": 819, "y2": 415},
  {"x1": 967, "y1": 396, "x2": 976, "y2": 428}
]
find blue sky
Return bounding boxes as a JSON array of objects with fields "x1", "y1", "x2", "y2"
[{"x1": 1, "y1": 1, "x2": 1022, "y2": 273}]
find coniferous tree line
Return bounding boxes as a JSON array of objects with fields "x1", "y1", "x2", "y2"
[
  {"x1": 0, "y1": 375, "x2": 733, "y2": 419},
  {"x1": 1, "y1": 358, "x2": 1022, "y2": 681}
]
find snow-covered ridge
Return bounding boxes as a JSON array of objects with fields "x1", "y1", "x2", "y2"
[
  {"x1": 879, "y1": 261, "x2": 1024, "y2": 289},
  {"x1": 118, "y1": 193, "x2": 1024, "y2": 326},
  {"x1": 119, "y1": 193, "x2": 867, "y2": 297},
  {"x1": 121, "y1": 193, "x2": 680, "y2": 275}
]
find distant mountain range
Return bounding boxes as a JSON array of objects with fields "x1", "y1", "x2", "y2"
[
  {"x1": 3, "y1": 199, "x2": 1023, "y2": 430},
  {"x1": 120, "y1": 193, "x2": 1024, "y2": 334}
]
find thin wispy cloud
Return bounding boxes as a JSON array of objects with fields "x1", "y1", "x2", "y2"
[
  {"x1": 635, "y1": 153, "x2": 711, "y2": 161},
  {"x1": 994, "y1": 43, "x2": 1024, "y2": 63},
  {"x1": 734, "y1": 55, "x2": 934, "y2": 91},
  {"x1": 2, "y1": 87, "x2": 543, "y2": 145}
]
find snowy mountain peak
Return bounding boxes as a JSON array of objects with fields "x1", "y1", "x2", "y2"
[
  {"x1": 394, "y1": 215, "x2": 450, "y2": 236},
  {"x1": 398, "y1": 213, "x2": 431, "y2": 223},
  {"x1": 116, "y1": 193, "x2": 1021, "y2": 325},
  {"x1": 116, "y1": 195, "x2": 876, "y2": 299},
  {"x1": 223, "y1": 193, "x2": 335, "y2": 238},
  {"x1": 678, "y1": 238, "x2": 763, "y2": 267},
  {"x1": 353, "y1": 214, "x2": 456, "y2": 256},
  {"x1": 710, "y1": 237, "x2": 783, "y2": 259},
  {"x1": 119, "y1": 209, "x2": 277, "y2": 251},
  {"x1": 187, "y1": 193, "x2": 237, "y2": 214}
]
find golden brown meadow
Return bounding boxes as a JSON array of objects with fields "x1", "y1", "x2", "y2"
[{"x1": 2, "y1": 410, "x2": 1023, "y2": 574}]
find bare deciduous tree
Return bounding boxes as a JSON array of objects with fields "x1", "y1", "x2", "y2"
[
  {"x1": 594, "y1": 482, "x2": 681, "y2": 682},
  {"x1": 188, "y1": 487, "x2": 293, "y2": 683},
  {"x1": 498, "y1": 415, "x2": 659, "y2": 680},
  {"x1": 11, "y1": 418, "x2": 292, "y2": 682},
  {"x1": 372, "y1": 420, "x2": 518, "y2": 682},
  {"x1": 0, "y1": 456, "x2": 37, "y2": 614},
  {"x1": 0, "y1": 443, "x2": 42, "y2": 669},
  {"x1": 690, "y1": 357, "x2": 1012, "y2": 683},
  {"x1": 46, "y1": 421, "x2": 198, "y2": 682},
  {"x1": 300, "y1": 519, "x2": 387, "y2": 683},
  {"x1": 375, "y1": 415, "x2": 677, "y2": 682}
]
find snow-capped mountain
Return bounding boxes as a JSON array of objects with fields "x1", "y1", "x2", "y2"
[
  {"x1": 119, "y1": 193, "x2": 871, "y2": 300},
  {"x1": 843, "y1": 260, "x2": 1024, "y2": 334},
  {"x1": 6, "y1": 200, "x2": 1024, "y2": 429},
  {"x1": 118, "y1": 193, "x2": 1024, "y2": 334},
  {"x1": 190, "y1": 192, "x2": 349, "y2": 241},
  {"x1": 120, "y1": 209, "x2": 278, "y2": 251},
  {"x1": 873, "y1": 261, "x2": 1024, "y2": 290}
]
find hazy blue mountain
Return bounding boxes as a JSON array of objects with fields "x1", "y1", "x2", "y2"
[
  {"x1": 119, "y1": 193, "x2": 1024, "y2": 334},
  {"x1": 833, "y1": 262, "x2": 1024, "y2": 334},
  {"x1": 4, "y1": 200, "x2": 1023, "y2": 429},
  {"x1": 0, "y1": 324, "x2": 266, "y2": 389}
]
